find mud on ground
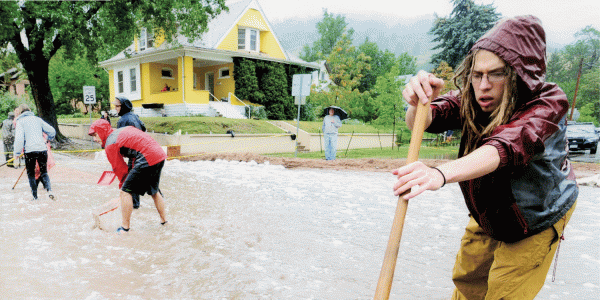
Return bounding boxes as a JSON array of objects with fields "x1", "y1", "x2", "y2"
[{"x1": 184, "y1": 152, "x2": 600, "y2": 179}]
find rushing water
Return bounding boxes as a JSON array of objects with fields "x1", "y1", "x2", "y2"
[{"x1": 1, "y1": 154, "x2": 598, "y2": 299}]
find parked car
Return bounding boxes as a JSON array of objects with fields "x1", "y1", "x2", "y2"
[
  {"x1": 566, "y1": 122, "x2": 598, "y2": 154},
  {"x1": 596, "y1": 127, "x2": 600, "y2": 136}
]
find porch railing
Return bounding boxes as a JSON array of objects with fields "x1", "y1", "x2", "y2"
[{"x1": 229, "y1": 92, "x2": 250, "y2": 119}]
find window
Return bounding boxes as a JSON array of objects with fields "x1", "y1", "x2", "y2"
[
  {"x1": 250, "y1": 29, "x2": 258, "y2": 51},
  {"x1": 139, "y1": 28, "x2": 147, "y2": 51},
  {"x1": 193, "y1": 72, "x2": 197, "y2": 89},
  {"x1": 139, "y1": 28, "x2": 154, "y2": 51},
  {"x1": 117, "y1": 71, "x2": 124, "y2": 93},
  {"x1": 238, "y1": 28, "x2": 246, "y2": 50},
  {"x1": 129, "y1": 68, "x2": 137, "y2": 92},
  {"x1": 219, "y1": 67, "x2": 230, "y2": 79},
  {"x1": 161, "y1": 68, "x2": 173, "y2": 79},
  {"x1": 238, "y1": 27, "x2": 260, "y2": 52},
  {"x1": 114, "y1": 64, "x2": 140, "y2": 100}
]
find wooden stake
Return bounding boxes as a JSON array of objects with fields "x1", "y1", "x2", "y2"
[{"x1": 374, "y1": 98, "x2": 431, "y2": 300}]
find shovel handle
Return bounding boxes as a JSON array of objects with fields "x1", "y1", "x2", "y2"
[
  {"x1": 374, "y1": 98, "x2": 430, "y2": 300},
  {"x1": 12, "y1": 167, "x2": 26, "y2": 190}
]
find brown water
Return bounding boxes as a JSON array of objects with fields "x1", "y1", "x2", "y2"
[{"x1": 1, "y1": 155, "x2": 598, "y2": 299}]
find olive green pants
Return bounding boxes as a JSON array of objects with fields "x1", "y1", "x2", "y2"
[{"x1": 451, "y1": 202, "x2": 576, "y2": 300}]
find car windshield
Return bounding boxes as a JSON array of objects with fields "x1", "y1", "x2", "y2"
[{"x1": 567, "y1": 125, "x2": 596, "y2": 134}]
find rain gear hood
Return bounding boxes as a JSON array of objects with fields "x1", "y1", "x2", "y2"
[
  {"x1": 89, "y1": 119, "x2": 114, "y2": 149},
  {"x1": 115, "y1": 96, "x2": 146, "y2": 131},
  {"x1": 116, "y1": 96, "x2": 133, "y2": 117}
]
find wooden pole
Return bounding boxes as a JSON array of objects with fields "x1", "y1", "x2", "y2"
[
  {"x1": 569, "y1": 58, "x2": 584, "y2": 121},
  {"x1": 374, "y1": 98, "x2": 430, "y2": 300},
  {"x1": 13, "y1": 167, "x2": 26, "y2": 190}
]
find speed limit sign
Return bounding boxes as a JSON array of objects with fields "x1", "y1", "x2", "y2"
[{"x1": 83, "y1": 86, "x2": 96, "y2": 104}]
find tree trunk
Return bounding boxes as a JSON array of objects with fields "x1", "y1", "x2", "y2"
[{"x1": 22, "y1": 58, "x2": 67, "y2": 142}]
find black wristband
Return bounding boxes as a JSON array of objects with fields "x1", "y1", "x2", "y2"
[{"x1": 431, "y1": 167, "x2": 446, "y2": 187}]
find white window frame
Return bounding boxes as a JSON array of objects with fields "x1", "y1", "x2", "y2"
[
  {"x1": 114, "y1": 63, "x2": 141, "y2": 100},
  {"x1": 161, "y1": 68, "x2": 174, "y2": 79},
  {"x1": 117, "y1": 71, "x2": 124, "y2": 94},
  {"x1": 237, "y1": 27, "x2": 260, "y2": 53},
  {"x1": 218, "y1": 67, "x2": 230, "y2": 79},
  {"x1": 129, "y1": 68, "x2": 137, "y2": 92},
  {"x1": 139, "y1": 28, "x2": 154, "y2": 52},
  {"x1": 237, "y1": 28, "x2": 246, "y2": 50}
]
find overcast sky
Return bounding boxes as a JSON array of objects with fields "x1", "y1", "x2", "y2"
[{"x1": 230, "y1": 0, "x2": 600, "y2": 45}]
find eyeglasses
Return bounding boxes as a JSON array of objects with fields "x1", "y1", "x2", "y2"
[{"x1": 471, "y1": 71, "x2": 507, "y2": 84}]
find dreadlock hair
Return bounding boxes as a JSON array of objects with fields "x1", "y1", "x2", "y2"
[{"x1": 453, "y1": 49, "x2": 519, "y2": 155}]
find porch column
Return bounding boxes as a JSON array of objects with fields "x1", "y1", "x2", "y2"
[
  {"x1": 141, "y1": 63, "x2": 151, "y2": 103},
  {"x1": 180, "y1": 55, "x2": 195, "y2": 105}
]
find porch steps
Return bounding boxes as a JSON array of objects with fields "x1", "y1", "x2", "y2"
[{"x1": 209, "y1": 101, "x2": 247, "y2": 119}]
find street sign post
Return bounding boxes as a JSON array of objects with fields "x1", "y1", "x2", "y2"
[
  {"x1": 83, "y1": 86, "x2": 96, "y2": 105},
  {"x1": 83, "y1": 86, "x2": 97, "y2": 145},
  {"x1": 291, "y1": 74, "x2": 312, "y2": 157}
]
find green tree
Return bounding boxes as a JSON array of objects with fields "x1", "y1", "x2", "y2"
[
  {"x1": 310, "y1": 33, "x2": 373, "y2": 122},
  {"x1": 357, "y1": 38, "x2": 397, "y2": 93},
  {"x1": 258, "y1": 61, "x2": 295, "y2": 120},
  {"x1": 429, "y1": 0, "x2": 500, "y2": 68},
  {"x1": 49, "y1": 49, "x2": 109, "y2": 115},
  {"x1": 430, "y1": 61, "x2": 457, "y2": 93},
  {"x1": 371, "y1": 54, "x2": 417, "y2": 125},
  {"x1": 372, "y1": 65, "x2": 405, "y2": 125},
  {"x1": 300, "y1": 9, "x2": 353, "y2": 62},
  {"x1": 547, "y1": 26, "x2": 599, "y2": 123},
  {"x1": 0, "y1": 0, "x2": 227, "y2": 141}
]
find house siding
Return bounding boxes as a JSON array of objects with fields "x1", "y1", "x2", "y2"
[{"x1": 195, "y1": 63, "x2": 235, "y2": 102}]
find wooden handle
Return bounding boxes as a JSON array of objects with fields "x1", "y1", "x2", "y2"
[
  {"x1": 12, "y1": 167, "x2": 26, "y2": 190},
  {"x1": 374, "y1": 99, "x2": 430, "y2": 300}
]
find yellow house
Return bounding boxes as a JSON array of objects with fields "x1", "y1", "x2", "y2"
[{"x1": 99, "y1": 0, "x2": 317, "y2": 118}]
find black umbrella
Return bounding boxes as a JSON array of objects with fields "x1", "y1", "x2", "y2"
[{"x1": 323, "y1": 106, "x2": 348, "y2": 120}]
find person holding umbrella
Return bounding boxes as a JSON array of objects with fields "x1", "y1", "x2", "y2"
[{"x1": 322, "y1": 106, "x2": 344, "y2": 160}]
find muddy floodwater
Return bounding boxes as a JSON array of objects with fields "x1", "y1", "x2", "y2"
[{"x1": 1, "y1": 153, "x2": 598, "y2": 299}]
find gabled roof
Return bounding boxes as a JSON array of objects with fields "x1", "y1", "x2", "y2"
[{"x1": 100, "y1": 0, "x2": 316, "y2": 69}]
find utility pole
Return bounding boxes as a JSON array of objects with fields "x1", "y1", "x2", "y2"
[{"x1": 569, "y1": 58, "x2": 584, "y2": 121}]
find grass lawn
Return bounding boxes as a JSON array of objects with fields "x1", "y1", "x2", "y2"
[
  {"x1": 58, "y1": 116, "x2": 286, "y2": 134},
  {"x1": 265, "y1": 145, "x2": 459, "y2": 160},
  {"x1": 58, "y1": 116, "x2": 456, "y2": 155}
]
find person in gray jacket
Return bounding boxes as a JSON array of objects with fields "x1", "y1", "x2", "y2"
[
  {"x1": 322, "y1": 108, "x2": 342, "y2": 160},
  {"x1": 13, "y1": 104, "x2": 56, "y2": 201},
  {"x1": 1, "y1": 112, "x2": 16, "y2": 167}
]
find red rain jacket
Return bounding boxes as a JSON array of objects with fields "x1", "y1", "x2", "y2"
[{"x1": 89, "y1": 119, "x2": 166, "y2": 187}]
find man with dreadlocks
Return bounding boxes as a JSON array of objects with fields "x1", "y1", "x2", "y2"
[{"x1": 393, "y1": 16, "x2": 578, "y2": 299}]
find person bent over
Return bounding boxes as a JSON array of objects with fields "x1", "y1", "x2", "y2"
[
  {"x1": 88, "y1": 119, "x2": 167, "y2": 232},
  {"x1": 394, "y1": 16, "x2": 577, "y2": 299}
]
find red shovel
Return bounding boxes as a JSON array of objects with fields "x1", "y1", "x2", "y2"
[{"x1": 97, "y1": 171, "x2": 117, "y2": 185}]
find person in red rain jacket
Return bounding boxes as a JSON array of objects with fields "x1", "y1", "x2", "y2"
[
  {"x1": 394, "y1": 16, "x2": 577, "y2": 299},
  {"x1": 88, "y1": 119, "x2": 167, "y2": 233}
]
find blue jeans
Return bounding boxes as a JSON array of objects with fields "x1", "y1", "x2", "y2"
[
  {"x1": 24, "y1": 151, "x2": 51, "y2": 199},
  {"x1": 324, "y1": 133, "x2": 338, "y2": 160}
]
